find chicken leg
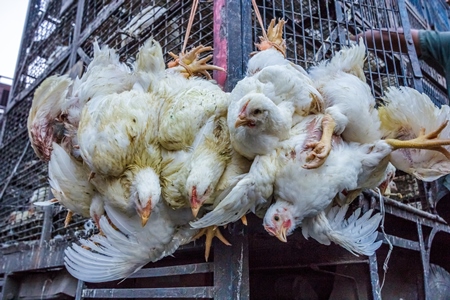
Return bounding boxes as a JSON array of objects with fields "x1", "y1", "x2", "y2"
[
  {"x1": 64, "y1": 210, "x2": 73, "y2": 228},
  {"x1": 385, "y1": 121, "x2": 450, "y2": 158},
  {"x1": 168, "y1": 45, "x2": 224, "y2": 80},
  {"x1": 193, "y1": 225, "x2": 231, "y2": 261},
  {"x1": 304, "y1": 114, "x2": 336, "y2": 169},
  {"x1": 255, "y1": 18, "x2": 287, "y2": 56}
]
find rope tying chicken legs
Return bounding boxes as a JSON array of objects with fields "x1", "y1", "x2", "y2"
[{"x1": 166, "y1": 0, "x2": 224, "y2": 79}]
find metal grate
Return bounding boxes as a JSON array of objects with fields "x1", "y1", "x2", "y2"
[
  {"x1": 0, "y1": 0, "x2": 215, "y2": 247},
  {"x1": 252, "y1": 0, "x2": 414, "y2": 101},
  {"x1": 11, "y1": 0, "x2": 76, "y2": 101},
  {"x1": 78, "y1": 0, "x2": 213, "y2": 65}
]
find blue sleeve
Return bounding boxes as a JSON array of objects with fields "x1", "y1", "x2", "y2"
[{"x1": 418, "y1": 30, "x2": 450, "y2": 68}]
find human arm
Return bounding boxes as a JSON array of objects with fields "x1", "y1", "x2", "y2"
[{"x1": 354, "y1": 28, "x2": 421, "y2": 56}]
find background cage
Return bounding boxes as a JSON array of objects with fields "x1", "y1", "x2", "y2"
[{"x1": 0, "y1": 0, "x2": 450, "y2": 299}]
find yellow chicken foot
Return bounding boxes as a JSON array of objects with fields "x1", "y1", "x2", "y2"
[
  {"x1": 241, "y1": 215, "x2": 248, "y2": 226},
  {"x1": 255, "y1": 18, "x2": 287, "y2": 56},
  {"x1": 64, "y1": 210, "x2": 73, "y2": 228},
  {"x1": 385, "y1": 121, "x2": 450, "y2": 159},
  {"x1": 303, "y1": 114, "x2": 336, "y2": 169},
  {"x1": 167, "y1": 45, "x2": 224, "y2": 79},
  {"x1": 193, "y1": 226, "x2": 232, "y2": 261}
]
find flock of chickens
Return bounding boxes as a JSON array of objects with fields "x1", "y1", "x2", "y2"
[{"x1": 27, "y1": 19, "x2": 450, "y2": 283}]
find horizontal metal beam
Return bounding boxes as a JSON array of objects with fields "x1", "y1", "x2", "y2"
[
  {"x1": 364, "y1": 190, "x2": 449, "y2": 227},
  {"x1": 82, "y1": 287, "x2": 215, "y2": 298},
  {"x1": 128, "y1": 263, "x2": 213, "y2": 278},
  {"x1": 377, "y1": 232, "x2": 420, "y2": 251}
]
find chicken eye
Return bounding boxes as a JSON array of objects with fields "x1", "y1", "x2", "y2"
[
  {"x1": 253, "y1": 109, "x2": 262, "y2": 115},
  {"x1": 274, "y1": 215, "x2": 280, "y2": 222}
]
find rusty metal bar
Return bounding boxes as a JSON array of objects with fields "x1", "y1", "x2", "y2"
[
  {"x1": 82, "y1": 287, "x2": 215, "y2": 298},
  {"x1": 128, "y1": 263, "x2": 213, "y2": 278}
]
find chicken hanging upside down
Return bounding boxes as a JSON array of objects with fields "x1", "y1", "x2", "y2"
[{"x1": 27, "y1": 4, "x2": 450, "y2": 285}]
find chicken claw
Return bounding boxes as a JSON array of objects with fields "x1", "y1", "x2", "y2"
[
  {"x1": 255, "y1": 18, "x2": 287, "y2": 56},
  {"x1": 385, "y1": 121, "x2": 450, "y2": 159},
  {"x1": 167, "y1": 45, "x2": 225, "y2": 80},
  {"x1": 303, "y1": 114, "x2": 336, "y2": 169},
  {"x1": 64, "y1": 210, "x2": 73, "y2": 228},
  {"x1": 193, "y1": 225, "x2": 231, "y2": 261}
]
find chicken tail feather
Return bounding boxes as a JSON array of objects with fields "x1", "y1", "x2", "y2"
[{"x1": 326, "y1": 205, "x2": 382, "y2": 256}]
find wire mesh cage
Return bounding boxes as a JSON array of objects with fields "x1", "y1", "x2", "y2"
[
  {"x1": 0, "y1": 0, "x2": 216, "y2": 249},
  {"x1": 0, "y1": 0, "x2": 448, "y2": 271},
  {"x1": 77, "y1": 0, "x2": 214, "y2": 69},
  {"x1": 12, "y1": 0, "x2": 76, "y2": 97},
  {"x1": 252, "y1": 0, "x2": 413, "y2": 100}
]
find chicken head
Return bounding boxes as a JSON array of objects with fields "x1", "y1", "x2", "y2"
[
  {"x1": 129, "y1": 167, "x2": 161, "y2": 226},
  {"x1": 263, "y1": 202, "x2": 295, "y2": 243}
]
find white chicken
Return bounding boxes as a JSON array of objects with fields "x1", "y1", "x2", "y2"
[
  {"x1": 305, "y1": 39, "x2": 382, "y2": 168},
  {"x1": 379, "y1": 87, "x2": 450, "y2": 181},
  {"x1": 46, "y1": 143, "x2": 104, "y2": 227},
  {"x1": 299, "y1": 205, "x2": 382, "y2": 256},
  {"x1": 191, "y1": 115, "x2": 320, "y2": 229},
  {"x1": 160, "y1": 112, "x2": 232, "y2": 215},
  {"x1": 262, "y1": 112, "x2": 450, "y2": 251},
  {"x1": 77, "y1": 89, "x2": 162, "y2": 226},
  {"x1": 228, "y1": 18, "x2": 324, "y2": 161},
  {"x1": 76, "y1": 39, "x2": 169, "y2": 226},
  {"x1": 27, "y1": 75, "x2": 73, "y2": 162},
  {"x1": 194, "y1": 98, "x2": 450, "y2": 254},
  {"x1": 64, "y1": 201, "x2": 198, "y2": 282}
]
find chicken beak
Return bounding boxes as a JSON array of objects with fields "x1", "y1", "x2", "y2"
[
  {"x1": 235, "y1": 116, "x2": 249, "y2": 128},
  {"x1": 275, "y1": 227, "x2": 288, "y2": 243},
  {"x1": 191, "y1": 206, "x2": 201, "y2": 218},
  {"x1": 190, "y1": 186, "x2": 201, "y2": 218},
  {"x1": 139, "y1": 201, "x2": 152, "y2": 227},
  {"x1": 235, "y1": 99, "x2": 251, "y2": 128}
]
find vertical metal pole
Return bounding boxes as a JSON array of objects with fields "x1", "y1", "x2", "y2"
[
  {"x1": 38, "y1": 191, "x2": 54, "y2": 266},
  {"x1": 0, "y1": 114, "x2": 7, "y2": 146},
  {"x1": 2, "y1": 275, "x2": 20, "y2": 300},
  {"x1": 368, "y1": 254, "x2": 381, "y2": 300},
  {"x1": 39, "y1": 206, "x2": 53, "y2": 247},
  {"x1": 69, "y1": 0, "x2": 86, "y2": 68},
  {"x1": 417, "y1": 222, "x2": 430, "y2": 299},
  {"x1": 213, "y1": 222, "x2": 249, "y2": 300},
  {"x1": 397, "y1": 0, "x2": 424, "y2": 92},
  {"x1": 213, "y1": 0, "x2": 252, "y2": 92},
  {"x1": 75, "y1": 280, "x2": 85, "y2": 300},
  {"x1": 212, "y1": 1, "x2": 251, "y2": 297}
]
